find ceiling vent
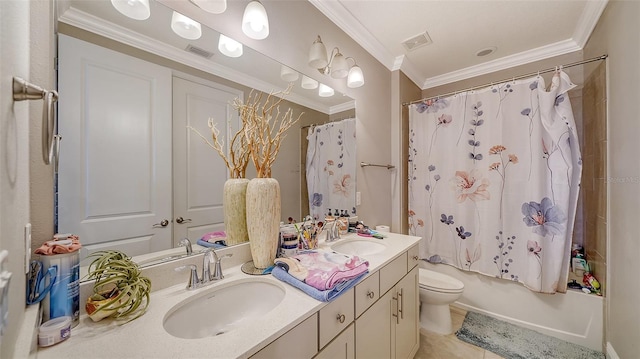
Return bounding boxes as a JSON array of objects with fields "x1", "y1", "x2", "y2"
[
  {"x1": 402, "y1": 32, "x2": 433, "y2": 52},
  {"x1": 185, "y1": 44, "x2": 214, "y2": 59}
]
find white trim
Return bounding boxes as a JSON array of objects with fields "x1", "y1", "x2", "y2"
[
  {"x1": 308, "y1": 0, "x2": 397, "y2": 70},
  {"x1": 606, "y1": 342, "x2": 620, "y2": 359},
  {"x1": 329, "y1": 99, "x2": 356, "y2": 115},
  {"x1": 573, "y1": 0, "x2": 609, "y2": 48},
  {"x1": 58, "y1": 7, "x2": 334, "y2": 114},
  {"x1": 399, "y1": 58, "x2": 425, "y2": 89},
  {"x1": 422, "y1": 39, "x2": 581, "y2": 89}
]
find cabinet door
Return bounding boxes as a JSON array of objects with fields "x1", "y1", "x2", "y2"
[
  {"x1": 355, "y1": 289, "x2": 392, "y2": 359},
  {"x1": 315, "y1": 323, "x2": 354, "y2": 359},
  {"x1": 319, "y1": 290, "x2": 354, "y2": 349},
  {"x1": 394, "y1": 267, "x2": 419, "y2": 359}
]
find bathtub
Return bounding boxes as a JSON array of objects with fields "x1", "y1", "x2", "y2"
[{"x1": 422, "y1": 262, "x2": 604, "y2": 352}]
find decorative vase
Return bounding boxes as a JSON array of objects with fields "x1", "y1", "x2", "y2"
[
  {"x1": 223, "y1": 178, "x2": 250, "y2": 245},
  {"x1": 246, "y1": 178, "x2": 281, "y2": 269}
]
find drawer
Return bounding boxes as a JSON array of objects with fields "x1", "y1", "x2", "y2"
[
  {"x1": 407, "y1": 244, "x2": 420, "y2": 269},
  {"x1": 251, "y1": 314, "x2": 318, "y2": 359},
  {"x1": 354, "y1": 271, "x2": 379, "y2": 318},
  {"x1": 318, "y1": 289, "x2": 354, "y2": 349},
  {"x1": 380, "y1": 252, "x2": 407, "y2": 295}
]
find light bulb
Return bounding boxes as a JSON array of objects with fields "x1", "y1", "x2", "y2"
[
  {"x1": 191, "y1": 0, "x2": 227, "y2": 14},
  {"x1": 318, "y1": 83, "x2": 334, "y2": 97},
  {"x1": 242, "y1": 1, "x2": 269, "y2": 40},
  {"x1": 347, "y1": 65, "x2": 364, "y2": 88},
  {"x1": 171, "y1": 12, "x2": 201, "y2": 40},
  {"x1": 218, "y1": 34, "x2": 243, "y2": 58},
  {"x1": 111, "y1": 0, "x2": 150, "y2": 20}
]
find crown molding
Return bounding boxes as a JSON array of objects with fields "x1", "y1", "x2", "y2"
[
  {"x1": 423, "y1": 38, "x2": 582, "y2": 89},
  {"x1": 397, "y1": 56, "x2": 424, "y2": 89},
  {"x1": 329, "y1": 99, "x2": 356, "y2": 115},
  {"x1": 309, "y1": 0, "x2": 397, "y2": 70},
  {"x1": 58, "y1": 7, "x2": 334, "y2": 114},
  {"x1": 573, "y1": 0, "x2": 608, "y2": 48}
]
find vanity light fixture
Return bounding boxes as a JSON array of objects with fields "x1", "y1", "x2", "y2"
[
  {"x1": 171, "y1": 11, "x2": 202, "y2": 40},
  {"x1": 110, "y1": 0, "x2": 150, "y2": 20},
  {"x1": 191, "y1": 0, "x2": 227, "y2": 14},
  {"x1": 308, "y1": 35, "x2": 364, "y2": 88},
  {"x1": 242, "y1": 1, "x2": 269, "y2": 40},
  {"x1": 301, "y1": 75, "x2": 318, "y2": 90},
  {"x1": 218, "y1": 34, "x2": 243, "y2": 58},
  {"x1": 318, "y1": 83, "x2": 334, "y2": 97},
  {"x1": 280, "y1": 65, "x2": 299, "y2": 82}
]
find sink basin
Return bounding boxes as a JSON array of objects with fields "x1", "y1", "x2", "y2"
[
  {"x1": 331, "y1": 238, "x2": 387, "y2": 256},
  {"x1": 163, "y1": 279, "x2": 285, "y2": 339}
]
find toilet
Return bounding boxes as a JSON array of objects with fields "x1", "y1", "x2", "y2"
[{"x1": 418, "y1": 268, "x2": 465, "y2": 335}]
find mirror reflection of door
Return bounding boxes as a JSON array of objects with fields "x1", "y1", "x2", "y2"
[
  {"x1": 172, "y1": 76, "x2": 242, "y2": 245},
  {"x1": 58, "y1": 34, "x2": 173, "y2": 260},
  {"x1": 58, "y1": 34, "x2": 242, "y2": 260}
]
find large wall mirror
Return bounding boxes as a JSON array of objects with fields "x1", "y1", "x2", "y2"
[{"x1": 55, "y1": 0, "x2": 356, "y2": 271}]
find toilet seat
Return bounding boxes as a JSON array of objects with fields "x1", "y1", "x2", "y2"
[{"x1": 419, "y1": 268, "x2": 464, "y2": 293}]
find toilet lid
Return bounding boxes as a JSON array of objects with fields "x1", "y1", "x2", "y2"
[{"x1": 419, "y1": 268, "x2": 464, "y2": 292}]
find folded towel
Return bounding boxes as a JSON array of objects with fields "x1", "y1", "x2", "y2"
[
  {"x1": 196, "y1": 239, "x2": 227, "y2": 249},
  {"x1": 272, "y1": 265, "x2": 367, "y2": 302},
  {"x1": 273, "y1": 257, "x2": 308, "y2": 281},
  {"x1": 201, "y1": 231, "x2": 226, "y2": 243},
  {"x1": 34, "y1": 235, "x2": 82, "y2": 255},
  {"x1": 276, "y1": 251, "x2": 369, "y2": 291}
]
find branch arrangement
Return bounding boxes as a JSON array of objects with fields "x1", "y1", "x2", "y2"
[
  {"x1": 188, "y1": 118, "x2": 250, "y2": 179},
  {"x1": 236, "y1": 84, "x2": 303, "y2": 178}
]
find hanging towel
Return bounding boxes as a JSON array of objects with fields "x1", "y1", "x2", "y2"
[
  {"x1": 271, "y1": 265, "x2": 367, "y2": 302},
  {"x1": 274, "y1": 250, "x2": 369, "y2": 291}
]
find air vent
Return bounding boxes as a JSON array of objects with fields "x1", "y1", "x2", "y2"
[
  {"x1": 402, "y1": 32, "x2": 433, "y2": 52},
  {"x1": 185, "y1": 44, "x2": 214, "y2": 59}
]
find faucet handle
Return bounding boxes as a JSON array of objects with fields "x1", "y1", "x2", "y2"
[
  {"x1": 175, "y1": 265, "x2": 199, "y2": 290},
  {"x1": 212, "y1": 253, "x2": 233, "y2": 280}
]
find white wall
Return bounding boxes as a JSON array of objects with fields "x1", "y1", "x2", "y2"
[
  {"x1": 1, "y1": 1, "x2": 31, "y2": 356},
  {"x1": 583, "y1": 1, "x2": 640, "y2": 358}
]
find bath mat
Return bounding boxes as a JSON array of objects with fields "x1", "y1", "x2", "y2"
[{"x1": 455, "y1": 311, "x2": 604, "y2": 359}]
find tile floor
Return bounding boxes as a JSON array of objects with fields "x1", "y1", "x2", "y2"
[{"x1": 414, "y1": 306, "x2": 505, "y2": 359}]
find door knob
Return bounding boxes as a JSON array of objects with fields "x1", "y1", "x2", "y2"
[
  {"x1": 153, "y1": 219, "x2": 169, "y2": 228},
  {"x1": 176, "y1": 217, "x2": 192, "y2": 224}
]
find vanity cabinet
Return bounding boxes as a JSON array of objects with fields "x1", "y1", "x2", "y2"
[
  {"x1": 315, "y1": 323, "x2": 355, "y2": 359},
  {"x1": 318, "y1": 290, "x2": 354, "y2": 348},
  {"x1": 355, "y1": 267, "x2": 419, "y2": 359},
  {"x1": 250, "y1": 314, "x2": 318, "y2": 359}
]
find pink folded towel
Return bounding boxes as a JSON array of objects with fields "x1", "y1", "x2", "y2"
[
  {"x1": 201, "y1": 231, "x2": 226, "y2": 243},
  {"x1": 276, "y1": 251, "x2": 369, "y2": 291},
  {"x1": 34, "y1": 235, "x2": 82, "y2": 255}
]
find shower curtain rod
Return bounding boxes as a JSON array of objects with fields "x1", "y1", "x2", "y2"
[
  {"x1": 301, "y1": 117, "x2": 354, "y2": 129},
  {"x1": 402, "y1": 54, "x2": 608, "y2": 107}
]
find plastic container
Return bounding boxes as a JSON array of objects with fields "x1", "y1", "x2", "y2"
[
  {"x1": 40, "y1": 251, "x2": 80, "y2": 327},
  {"x1": 572, "y1": 254, "x2": 587, "y2": 276},
  {"x1": 38, "y1": 316, "x2": 71, "y2": 347},
  {"x1": 279, "y1": 225, "x2": 298, "y2": 257}
]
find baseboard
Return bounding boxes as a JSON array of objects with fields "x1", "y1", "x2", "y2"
[{"x1": 606, "y1": 342, "x2": 620, "y2": 359}]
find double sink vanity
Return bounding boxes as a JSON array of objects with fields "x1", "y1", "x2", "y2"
[{"x1": 37, "y1": 232, "x2": 421, "y2": 359}]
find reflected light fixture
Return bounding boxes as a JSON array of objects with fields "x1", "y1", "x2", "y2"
[
  {"x1": 301, "y1": 75, "x2": 318, "y2": 90},
  {"x1": 318, "y1": 83, "x2": 334, "y2": 97},
  {"x1": 218, "y1": 34, "x2": 243, "y2": 58},
  {"x1": 242, "y1": 1, "x2": 269, "y2": 40},
  {"x1": 110, "y1": 0, "x2": 150, "y2": 20},
  {"x1": 280, "y1": 65, "x2": 299, "y2": 82},
  {"x1": 191, "y1": 0, "x2": 227, "y2": 14},
  {"x1": 308, "y1": 35, "x2": 364, "y2": 88},
  {"x1": 171, "y1": 11, "x2": 202, "y2": 40}
]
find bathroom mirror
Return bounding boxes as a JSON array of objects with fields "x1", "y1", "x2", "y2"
[{"x1": 55, "y1": 0, "x2": 356, "y2": 271}]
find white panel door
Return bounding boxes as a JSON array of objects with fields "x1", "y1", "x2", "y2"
[
  {"x1": 58, "y1": 35, "x2": 173, "y2": 260},
  {"x1": 172, "y1": 76, "x2": 242, "y2": 244}
]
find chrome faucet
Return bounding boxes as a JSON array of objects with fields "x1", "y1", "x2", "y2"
[
  {"x1": 175, "y1": 249, "x2": 233, "y2": 290},
  {"x1": 325, "y1": 220, "x2": 341, "y2": 242},
  {"x1": 178, "y1": 237, "x2": 193, "y2": 255}
]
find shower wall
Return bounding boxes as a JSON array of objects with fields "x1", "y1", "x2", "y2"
[{"x1": 581, "y1": 62, "x2": 607, "y2": 292}]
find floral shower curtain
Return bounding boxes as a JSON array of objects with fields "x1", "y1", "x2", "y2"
[
  {"x1": 408, "y1": 70, "x2": 581, "y2": 294},
  {"x1": 306, "y1": 118, "x2": 357, "y2": 221}
]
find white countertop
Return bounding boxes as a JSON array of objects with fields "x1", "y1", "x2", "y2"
[{"x1": 37, "y1": 232, "x2": 420, "y2": 359}]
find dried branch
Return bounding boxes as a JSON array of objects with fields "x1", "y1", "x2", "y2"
[
  {"x1": 188, "y1": 116, "x2": 250, "y2": 178},
  {"x1": 235, "y1": 84, "x2": 303, "y2": 178}
]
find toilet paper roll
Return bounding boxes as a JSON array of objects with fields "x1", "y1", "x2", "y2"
[{"x1": 376, "y1": 225, "x2": 390, "y2": 232}]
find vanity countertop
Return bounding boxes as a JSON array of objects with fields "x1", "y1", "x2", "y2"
[{"x1": 37, "y1": 232, "x2": 420, "y2": 359}]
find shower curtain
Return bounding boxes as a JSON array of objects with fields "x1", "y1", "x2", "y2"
[
  {"x1": 306, "y1": 118, "x2": 357, "y2": 221},
  {"x1": 408, "y1": 70, "x2": 581, "y2": 294}
]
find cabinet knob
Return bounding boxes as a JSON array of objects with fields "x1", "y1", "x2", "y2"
[
  {"x1": 336, "y1": 313, "x2": 346, "y2": 323},
  {"x1": 412, "y1": 255, "x2": 419, "y2": 261},
  {"x1": 366, "y1": 291, "x2": 375, "y2": 299}
]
